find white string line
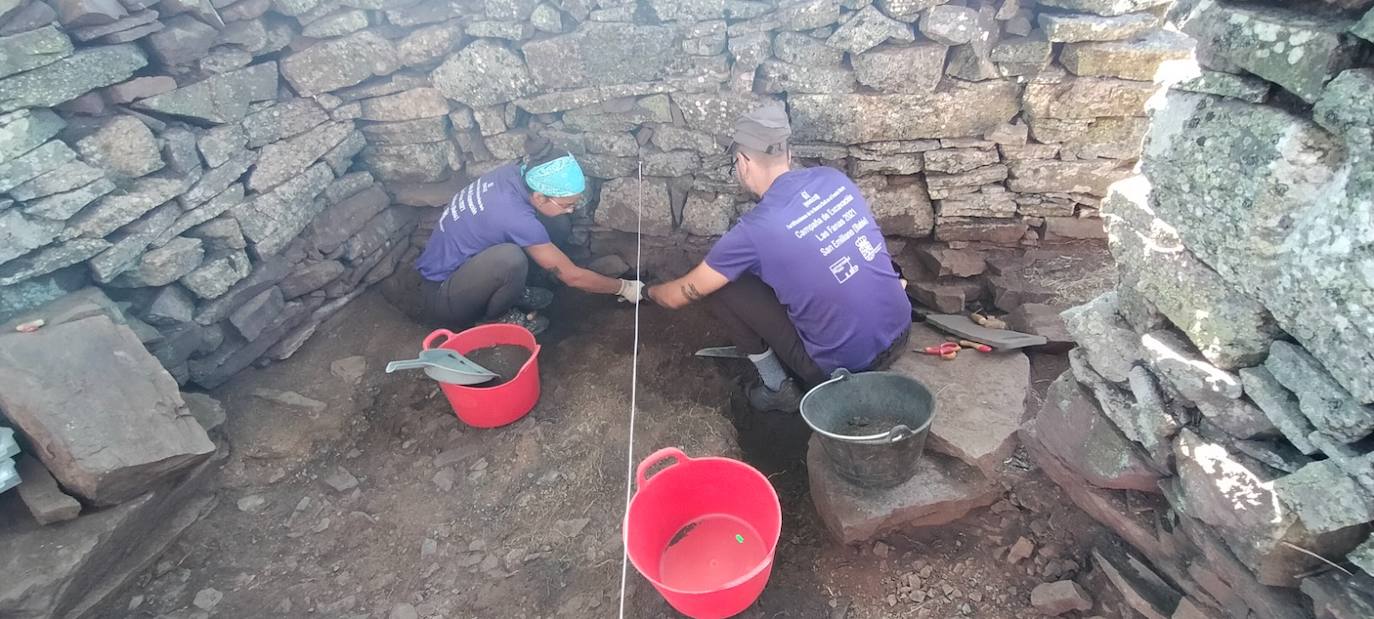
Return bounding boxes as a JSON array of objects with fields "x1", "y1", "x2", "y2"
[{"x1": 617, "y1": 158, "x2": 644, "y2": 619}]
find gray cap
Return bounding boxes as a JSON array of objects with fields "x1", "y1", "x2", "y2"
[{"x1": 730, "y1": 103, "x2": 791, "y2": 154}]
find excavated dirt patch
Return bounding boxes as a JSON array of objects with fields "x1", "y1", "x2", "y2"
[{"x1": 96, "y1": 288, "x2": 1133, "y2": 619}]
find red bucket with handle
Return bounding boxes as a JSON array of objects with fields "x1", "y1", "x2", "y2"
[
  {"x1": 625, "y1": 448, "x2": 782, "y2": 619},
  {"x1": 421, "y1": 324, "x2": 541, "y2": 428}
]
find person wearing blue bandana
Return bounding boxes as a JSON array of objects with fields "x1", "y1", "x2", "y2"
[{"x1": 408, "y1": 141, "x2": 646, "y2": 334}]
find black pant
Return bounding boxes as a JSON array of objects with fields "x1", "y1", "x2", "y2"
[
  {"x1": 708, "y1": 274, "x2": 910, "y2": 387},
  {"x1": 420, "y1": 243, "x2": 528, "y2": 326}
]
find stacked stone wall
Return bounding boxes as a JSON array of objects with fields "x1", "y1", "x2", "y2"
[
  {"x1": 2, "y1": 0, "x2": 1189, "y2": 387},
  {"x1": 1023, "y1": 1, "x2": 1374, "y2": 617}
]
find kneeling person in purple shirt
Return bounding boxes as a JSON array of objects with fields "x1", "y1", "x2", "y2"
[
  {"x1": 647, "y1": 105, "x2": 912, "y2": 412},
  {"x1": 409, "y1": 142, "x2": 645, "y2": 334}
]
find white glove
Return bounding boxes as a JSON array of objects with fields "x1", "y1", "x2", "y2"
[{"x1": 617, "y1": 279, "x2": 645, "y2": 304}]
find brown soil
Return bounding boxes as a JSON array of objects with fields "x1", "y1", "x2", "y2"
[
  {"x1": 96, "y1": 282, "x2": 1132, "y2": 619},
  {"x1": 463, "y1": 344, "x2": 533, "y2": 385}
]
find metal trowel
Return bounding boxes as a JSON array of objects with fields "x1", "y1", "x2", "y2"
[
  {"x1": 694, "y1": 345, "x2": 748, "y2": 359},
  {"x1": 386, "y1": 349, "x2": 498, "y2": 385}
]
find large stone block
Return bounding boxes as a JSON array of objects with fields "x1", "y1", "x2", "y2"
[
  {"x1": 759, "y1": 59, "x2": 856, "y2": 94},
  {"x1": 1023, "y1": 75, "x2": 1160, "y2": 121},
  {"x1": 595, "y1": 177, "x2": 672, "y2": 236},
  {"x1": 1037, "y1": 0, "x2": 1169, "y2": 16},
  {"x1": 0, "y1": 109, "x2": 64, "y2": 165},
  {"x1": 1102, "y1": 177, "x2": 1278, "y2": 369},
  {"x1": 0, "y1": 210, "x2": 62, "y2": 268},
  {"x1": 432, "y1": 40, "x2": 535, "y2": 107},
  {"x1": 0, "y1": 239, "x2": 109, "y2": 287},
  {"x1": 522, "y1": 23, "x2": 680, "y2": 91},
  {"x1": 1172, "y1": 429, "x2": 1367, "y2": 587},
  {"x1": 1007, "y1": 159, "x2": 1132, "y2": 196},
  {"x1": 680, "y1": 192, "x2": 735, "y2": 237},
  {"x1": 1184, "y1": 3, "x2": 1359, "y2": 103},
  {"x1": 807, "y1": 435, "x2": 998, "y2": 544},
  {"x1": 674, "y1": 90, "x2": 769, "y2": 138},
  {"x1": 856, "y1": 176, "x2": 935, "y2": 237},
  {"x1": 0, "y1": 315, "x2": 213, "y2": 506},
  {"x1": 1061, "y1": 29, "x2": 1195, "y2": 82},
  {"x1": 1355, "y1": 8, "x2": 1374, "y2": 43},
  {"x1": 144, "y1": 14, "x2": 216, "y2": 67},
  {"x1": 247, "y1": 121, "x2": 352, "y2": 192},
  {"x1": 66, "y1": 172, "x2": 192, "y2": 239},
  {"x1": 360, "y1": 141, "x2": 453, "y2": 183},
  {"x1": 280, "y1": 31, "x2": 398, "y2": 96},
  {"x1": 1062, "y1": 292, "x2": 1144, "y2": 384},
  {"x1": 235, "y1": 162, "x2": 333, "y2": 257},
  {"x1": 397, "y1": 21, "x2": 463, "y2": 68},
  {"x1": 1238, "y1": 366, "x2": 1318, "y2": 455},
  {"x1": 0, "y1": 24, "x2": 72, "y2": 79},
  {"x1": 0, "y1": 465, "x2": 214, "y2": 618},
  {"x1": 181, "y1": 249, "x2": 251, "y2": 299},
  {"x1": 874, "y1": 0, "x2": 943, "y2": 21},
  {"x1": 242, "y1": 98, "x2": 328, "y2": 148},
  {"x1": 107, "y1": 236, "x2": 204, "y2": 288},
  {"x1": 87, "y1": 201, "x2": 181, "y2": 283},
  {"x1": 1143, "y1": 91, "x2": 1374, "y2": 404},
  {"x1": 773, "y1": 31, "x2": 843, "y2": 66},
  {"x1": 134, "y1": 61, "x2": 277, "y2": 124},
  {"x1": 1313, "y1": 68, "x2": 1374, "y2": 154},
  {"x1": 0, "y1": 43, "x2": 146, "y2": 113},
  {"x1": 888, "y1": 324, "x2": 1029, "y2": 477},
  {"x1": 0, "y1": 139, "x2": 74, "y2": 195},
  {"x1": 791, "y1": 81, "x2": 1021, "y2": 143},
  {"x1": 8, "y1": 160, "x2": 103, "y2": 202},
  {"x1": 75, "y1": 114, "x2": 163, "y2": 179},
  {"x1": 1265, "y1": 341, "x2": 1374, "y2": 444},
  {"x1": 918, "y1": 4, "x2": 977, "y2": 45},
  {"x1": 933, "y1": 217, "x2": 1026, "y2": 244},
  {"x1": 1274, "y1": 460, "x2": 1374, "y2": 536},
  {"x1": 1028, "y1": 116, "x2": 1147, "y2": 160},
  {"x1": 827, "y1": 4, "x2": 913, "y2": 54},
  {"x1": 1035, "y1": 371, "x2": 1161, "y2": 490},
  {"x1": 357, "y1": 87, "x2": 449, "y2": 122},
  {"x1": 1039, "y1": 11, "x2": 1159, "y2": 43},
  {"x1": 852, "y1": 42, "x2": 947, "y2": 94}
]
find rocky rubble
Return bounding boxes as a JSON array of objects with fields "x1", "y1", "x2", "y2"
[{"x1": 1024, "y1": 1, "x2": 1374, "y2": 617}]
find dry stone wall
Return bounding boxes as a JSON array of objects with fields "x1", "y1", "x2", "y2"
[
  {"x1": 1, "y1": 0, "x2": 1177, "y2": 387},
  {"x1": 1023, "y1": 1, "x2": 1374, "y2": 617}
]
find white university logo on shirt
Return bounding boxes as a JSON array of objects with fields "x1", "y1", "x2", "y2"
[
  {"x1": 438, "y1": 180, "x2": 495, "y2": 232},
  {"x1": 786, "y1": 183, "x2": 881, "y2": 286}
]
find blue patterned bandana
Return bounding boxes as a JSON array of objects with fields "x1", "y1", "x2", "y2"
[{"x1": 522, "y1": 154, "x2": 585, "y2": 198}]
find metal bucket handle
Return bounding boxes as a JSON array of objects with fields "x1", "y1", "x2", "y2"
[{"x1": 805, "y1": 369, "x2": 922, "y2": 444}]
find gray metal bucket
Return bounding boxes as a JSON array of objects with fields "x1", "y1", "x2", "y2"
[{"x1": 800, "y1": 369, "x2": 936, "y2": 489}]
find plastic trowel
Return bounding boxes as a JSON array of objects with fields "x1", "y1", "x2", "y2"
[
  {"x1": 386, "y1": 349, "x2": 498, "y2": 385},
  {"x1": 924, "y1": 314, "x2": 1047, "y2": 351}
]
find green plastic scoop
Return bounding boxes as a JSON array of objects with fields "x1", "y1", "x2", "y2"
[{"x1": 385, "y1": 349, "x2": 498, "y2": 386}]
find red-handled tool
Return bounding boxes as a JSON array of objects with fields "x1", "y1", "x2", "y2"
[
  {"x1": 959, "y1": 340, "x2": 993, "y2": 353},
  {"x1": 922, "y1": 342, "x2": 960, "y2": 360}
]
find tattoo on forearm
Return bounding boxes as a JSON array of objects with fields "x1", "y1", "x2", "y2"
[
  {"x1": 683, "y1": 283, "x2": 703, "y2": 302},
  {"x1": 547, "y1": 265, "x2": 561, "y2": 277}
]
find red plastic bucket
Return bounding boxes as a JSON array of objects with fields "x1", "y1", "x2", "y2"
[
  {"x1": 625, "y1": 448, "x2": 782, "y2": 619},
  {"x1": 421, "y1": 324, "x2": 541, "y2": 428}
]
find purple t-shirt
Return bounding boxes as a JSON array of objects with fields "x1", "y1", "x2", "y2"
[
  {"x1": 706, "y1": 166, "x2": 912, "y2": 374},
  {"x1": 415, "y1": 164, "x2": 551, "y2": 282}
]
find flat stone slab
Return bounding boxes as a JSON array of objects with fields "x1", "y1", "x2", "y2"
[
  {"x1": 887, "y1": 324, "x2": 1030, "y2": 477},
  {"x1": 0, "y1": 315, "x2": 213, "y2": 506},
  {"x1": 807, "y1": 435, "x2": 999, "y2": 544},
  {"x1": 0, "y1": 462, "x2": 214, "y2": 618}
]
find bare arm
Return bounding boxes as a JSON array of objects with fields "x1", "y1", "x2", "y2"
[
  {"x1": 525, "y1": 243, "x2": 622, "y2": 295},
  {"x1": 647, "y1": 262, "x2": 730, "y2": 309}
]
